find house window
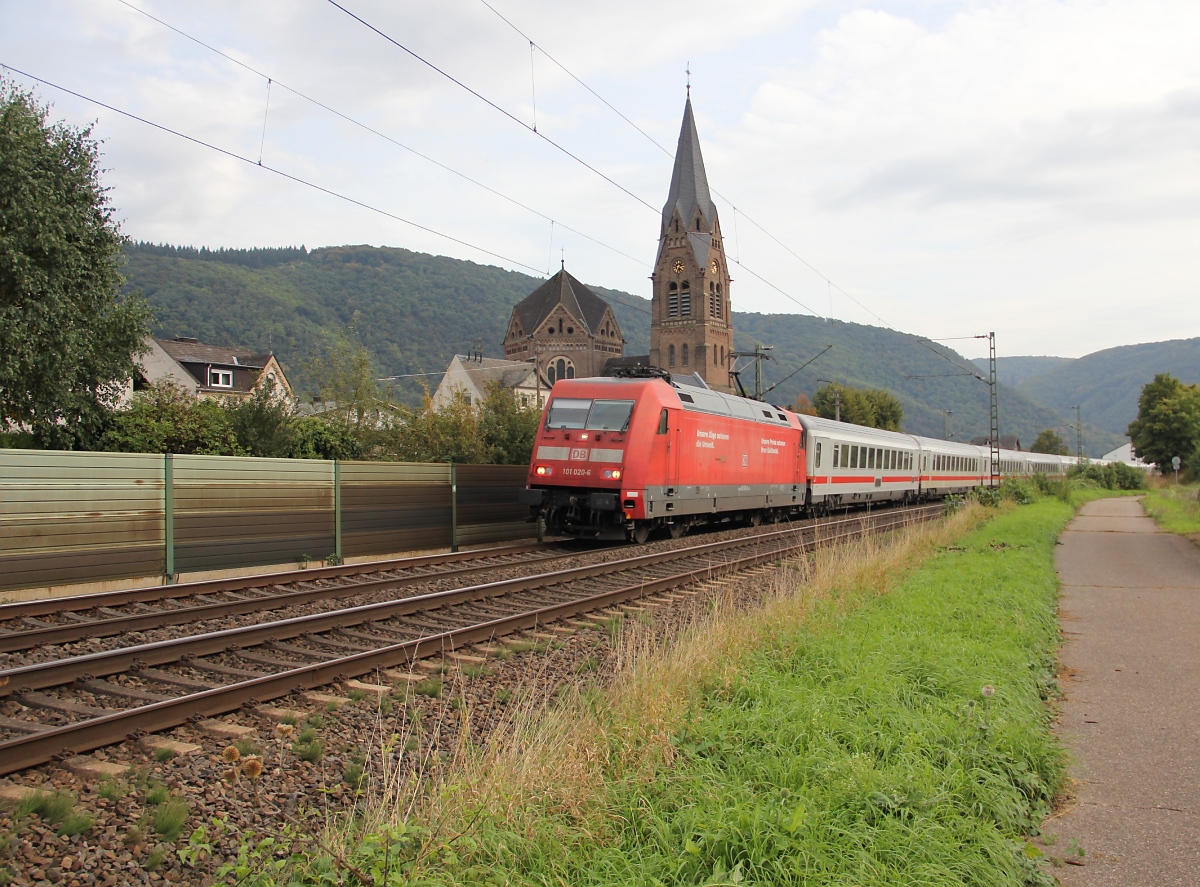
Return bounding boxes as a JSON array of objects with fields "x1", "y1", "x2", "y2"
[{"x1": 209, "y1": 369, "x2": 233, "y2": 388}]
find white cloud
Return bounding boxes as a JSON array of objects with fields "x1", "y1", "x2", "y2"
[{"x1": 1, "y1": 0, "x2": 1197, "y2": 359}]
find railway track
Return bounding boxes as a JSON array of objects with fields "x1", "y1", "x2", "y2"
[
  {"x1": 0, "y1": 503, "x2": 943, "y2": 776},
  {"x1": 0, "y1": 540, "x2": 578, "y2": 657}
]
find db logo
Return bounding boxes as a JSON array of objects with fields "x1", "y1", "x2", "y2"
[{"x1": 570, "y1": 448, "x2": 589, "y2": 461}]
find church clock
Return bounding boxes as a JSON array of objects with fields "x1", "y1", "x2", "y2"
[{"x1": 672, "y1": 259, "x2": 685, "y2": 274}]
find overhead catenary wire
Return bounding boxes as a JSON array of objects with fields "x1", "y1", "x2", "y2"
[
  {"x1": 0, "y1": 63, "x2": 547, "y2": 276},
  {"x1": 477, "y1": 0, "x2": 890, "y2": 329},
  {"x1": 328, "y1": 0, "x2": 818, "y2": 321},
  {"x1": 113, "y1": 0, "x2": 815, "y2": 323},
  {"x1": 324, "y1": 0, "x2": 659, "y2": 214},
  {"x1": 110, "y1": 0, "x2": 648, "y2": 272}
]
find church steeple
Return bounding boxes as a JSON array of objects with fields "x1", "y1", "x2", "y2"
[
  {"x1": 649, "y1": 97, "x2": 734, "y2": 393},
  {"x1": 659, "y1": 97, "x2": 716, "y2": 251}
]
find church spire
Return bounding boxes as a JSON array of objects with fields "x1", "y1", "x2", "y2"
[{"x1": 661, "y1": 97, "x2": 715, "y2": 240}]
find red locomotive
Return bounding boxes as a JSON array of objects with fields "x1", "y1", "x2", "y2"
[{"x1": 520, "y1": 374, "x2": 805, "y2": 542}]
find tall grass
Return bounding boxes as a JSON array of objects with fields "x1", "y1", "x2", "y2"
[
  {"x1": 1142, "y1": 484, "x2": 1200, "y2": 535},
  {"x1": 234, "y1": 501, "x2": 1077, "y2": 885}
]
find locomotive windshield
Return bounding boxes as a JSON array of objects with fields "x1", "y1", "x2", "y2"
[
  {"x1": 546, "y1": 398, "x2": 592, "y2": 429},
  {"x1": 545, "y1": 398, "x2": 635, "y2": 431}
]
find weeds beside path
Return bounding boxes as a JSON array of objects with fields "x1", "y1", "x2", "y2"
[
  {"x1": 1141, "y1": 484, "x2": 1200, "y2": 539},
  {"x1": 243, "y1": 500, "x2": 1080, "y2": 886}
]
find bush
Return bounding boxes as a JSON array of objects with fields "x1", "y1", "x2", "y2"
[
  {"x1": 1000, "y1": 478, "x2": 1034, "y2": 505},
  {"x1": 1069, "y1": 462, "x2": 1146, "y2": 491}
]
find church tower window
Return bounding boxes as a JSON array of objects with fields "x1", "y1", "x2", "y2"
[
  {"x1": 668, "y1": 344, "x2": 675, "y2": 367},
  {"x1": 682, "y1": 344, "x2": 689, "y2": 366},
  {"x1": 680, "y1": 281, "x2": 691, "y2": 316},
  {"x1": 668, "y1": 282, "x2": 679, "y2": 318}
]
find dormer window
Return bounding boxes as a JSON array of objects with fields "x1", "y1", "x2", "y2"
[{"x1": 209, "y1": 369, "x2": 233, "y2": 388}]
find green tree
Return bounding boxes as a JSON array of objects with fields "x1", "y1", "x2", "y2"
[
  {"x1": 1030, "y1": 429, "x2": 1069, "y2": 455},
  {"x1": 0, "y1": 82, "x2": 152, "y2": 447},
  {"x1": 813, "y1": 383, "x2": 903, "y2": 431},
  {"x1": 863, "y1": 389, "x2": 904, "y2": 432},
  {"x1": 478, "y1": 382, "x2": 541, "y2": 464},
  {"x1": 1127, "y1": 373, "x2": 1200, "y2": 470},
  {"x1": 386, "y1": 391, "x2": 487, "y2": 464},
  {"x1": 382, "y1": 383, "x2": 540, "y2": 465},
  {"x1": 226, "y1": 385, "x2": 295, "y2": 457},
  {"x1": 99, "y1": 383, "x2": 241, "y2": 455},
  {"x1": 814, "y1": 384, "x2": 871, "y2": 426},
  {"x1": 288, "y1": 415, "x2": 363, "y2": 460},
  {"x1": 303, "y1": 323, "x2": 392, "y2": 451}
]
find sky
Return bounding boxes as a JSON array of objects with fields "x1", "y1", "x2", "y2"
[{"x1": 1, "y1": 0, "x2": 1197, "y2": 360}]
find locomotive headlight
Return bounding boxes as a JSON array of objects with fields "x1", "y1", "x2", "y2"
[
  {"x1": 535, "y1": 465, "x2": 552, "y2": 476},
  {"x1": 611, "y1": 469, "x2": 622, "y2": 480},
  {"x1": 601, "y1": 468, "x2": 622, "y2": 480},
  {"x1": 579, "y1": 433, "x2": 589, "y2": 441}
]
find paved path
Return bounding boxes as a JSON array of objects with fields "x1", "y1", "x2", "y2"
[{"x1": 1049, "y1": 497, "x2": 1200, "y2": 885}]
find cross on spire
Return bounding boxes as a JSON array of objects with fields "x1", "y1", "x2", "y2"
[{"x1": 686, "y1": 62, "x2": 691, "y2": 96}]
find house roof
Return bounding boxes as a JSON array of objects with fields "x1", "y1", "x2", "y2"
[
  {"x1": 156, "y1": 337, "x2": 268, "y2": 368},
  {"x1": 659, "y1": 97, "x2": 716, "y2": 269},
  {"x1": 511, "y1": 269, "x2": 612, "y2": 337},
  {"x1": 448, "y1": 356, "x2": 542, "y2": 392}
]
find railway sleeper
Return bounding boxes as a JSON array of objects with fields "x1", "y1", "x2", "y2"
[
  {"x1": 133, "y1": 668, "x2": 217, "y2": 692},
  {"x1": 75, "y1": 679, "x2": 172, "y2": 705},
  {"x1": 15, "y1": 692, "x2": 109, "y2": 719}
]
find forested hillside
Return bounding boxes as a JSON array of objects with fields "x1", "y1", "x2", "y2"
[
  {"x1": 972, "y1": 355, "x2": 1075, "y2": 387},
  {"x1": 1014, "y1": 338, "x2": 1200, "y2": 435},
  {"x1": 122, "y1": 242, "x2": 1120, "y2": 454},
  {"x1": 731, "y1": 315, "x2": 1118, "y2": 452}
]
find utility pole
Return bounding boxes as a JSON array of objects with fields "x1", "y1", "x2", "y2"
[
  {"x1": 987, "y1": 332, "x2": 1000, "y2": 488},
  {"x1": 816, "y1": 379, "x2": 841, "y2": 422},
  {"x1": 942, "y1": 409, "x2": 953, "y2": 440},
  {"x1": 1073, "y1": 405, "x2": 1083, "y2": 460},
  {"x1": 527, "y1": 336, "x2": 542, "y2": 408}
]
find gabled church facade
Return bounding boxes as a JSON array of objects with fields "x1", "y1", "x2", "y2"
[
  {"x1": 502, "y1": 267, "x2": 624, "y2": 384},
  {"x1": 648, "y1": 98, "x2": 734, "y2": 393}
]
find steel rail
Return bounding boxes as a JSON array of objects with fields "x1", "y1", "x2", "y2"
[
  {"x1": 0, "y1": 505, "x2": 942, "y2": 775},
  {"x1": 0, "y1": 546, "x2": 581, "y2": 654},
  {"x1": 0, "y1": 506, "x2": 939, "y2": 697},
  {"x1": 0, "y1": 540, "x2": 555, "y2": 622}
]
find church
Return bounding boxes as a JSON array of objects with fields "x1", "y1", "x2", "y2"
[
  {"x1": 437, "y1": 96, "x2": 735, "y2": 407},
  {"x1": 512, "y1": 96, "x2": 735, "y2": 392}
]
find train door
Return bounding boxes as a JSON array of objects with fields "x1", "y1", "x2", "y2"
[{"x1": 663, "y1": 407, "x2": 679, "y2": 493}]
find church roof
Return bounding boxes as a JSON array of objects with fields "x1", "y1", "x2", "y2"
[
  {"x1": 511, "y1": 268, "x2": 612, "y2": 336},
  {"x1": 659, "y1": 97, "x2": 717, "y2": 269}
]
